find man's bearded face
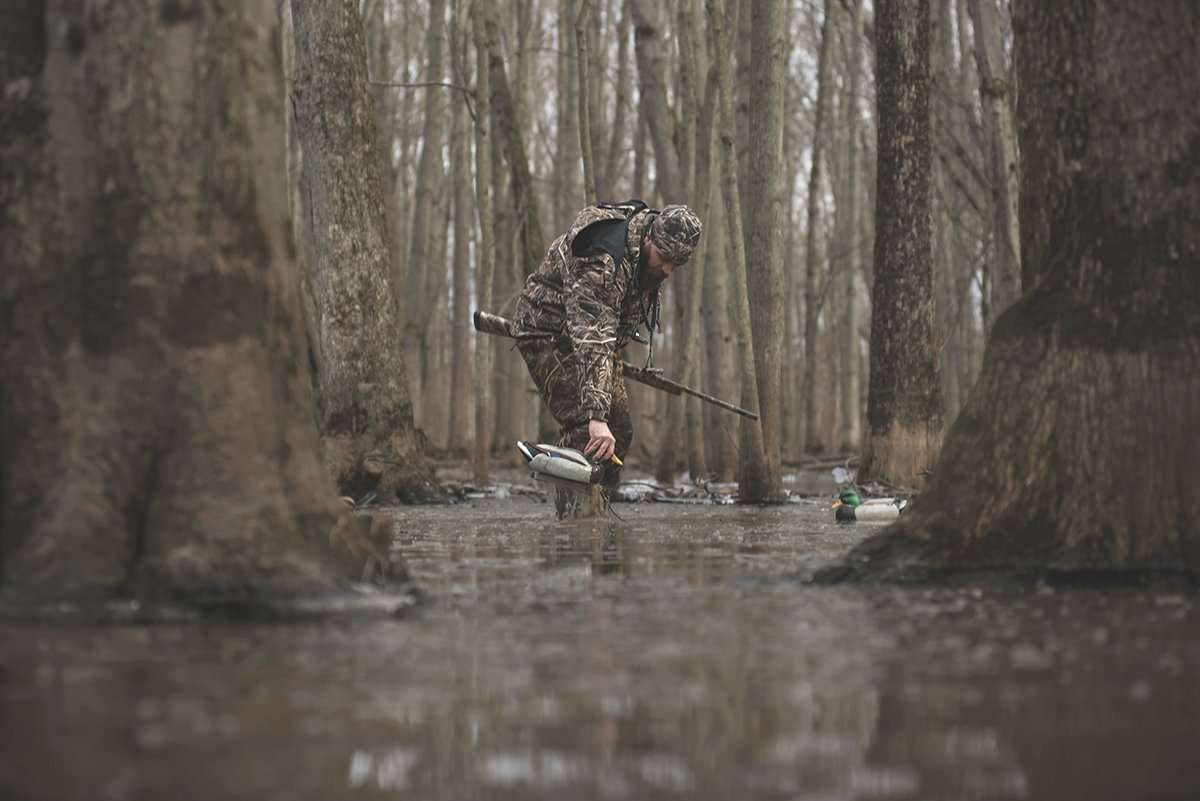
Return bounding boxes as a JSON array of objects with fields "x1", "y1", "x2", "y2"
[{"x1": 639, "y1": 238, "x2": 679, "y2": 286}]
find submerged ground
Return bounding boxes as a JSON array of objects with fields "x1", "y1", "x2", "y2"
[{"x1": 2, "y1": 467, "x2": 1197, "y2": 800}]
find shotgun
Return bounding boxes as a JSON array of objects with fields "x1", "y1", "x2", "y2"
[{"x1": 473, "y1": 309, "x2": 759, "y2": 421}]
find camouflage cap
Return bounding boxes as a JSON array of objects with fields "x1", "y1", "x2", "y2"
[{"x1": 649, "y1": 205, "x2": 702, "y2": 264}]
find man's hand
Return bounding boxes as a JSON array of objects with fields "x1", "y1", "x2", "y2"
[{"x1": 584, "y1": 419, "x2": 616, "y2": 462}]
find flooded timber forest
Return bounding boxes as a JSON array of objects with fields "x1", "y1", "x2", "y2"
[{"x1": 1, "y1": 2, "x2": 1198, "y2": 801}]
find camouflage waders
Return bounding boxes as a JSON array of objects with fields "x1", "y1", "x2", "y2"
[{"x1": 518, "y1": 343, "x2": 633, "y2": 518}]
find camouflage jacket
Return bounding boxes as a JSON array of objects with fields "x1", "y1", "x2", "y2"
[{"x1": 515, "y1": 204, "x2": 659, "y2": 422}]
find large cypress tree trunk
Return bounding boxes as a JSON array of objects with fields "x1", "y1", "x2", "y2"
[
  {"x1": 858, "y1": 0, "x2": 945, "y2": 488},
  {"x1": 0, "y1": 1, "x2": 376, "y2": 603},
  {"x1": 290, "y1": 0, "x2": 436, "y2": 502},
  {"x1": 838, "y1": 0, "x2": 1200, "y2": 578}
]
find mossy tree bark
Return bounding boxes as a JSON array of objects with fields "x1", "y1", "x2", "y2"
[
  {"x1": 0, "y1": 0, "x2": 366, "y2": 603},
  {"x1": 839, "y1": 0, "x2": 1200, "y2": 579},
  {"x1": 858, "y1": 0, "x2": 945, "y2": 489},
  {"x1": 289, "y1": 0, "x2": 436, "y2": 502}
]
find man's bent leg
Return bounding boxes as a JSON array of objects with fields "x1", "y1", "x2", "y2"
[{"x1": 518, "y1": 346, "x2": 596, "y2": 518}]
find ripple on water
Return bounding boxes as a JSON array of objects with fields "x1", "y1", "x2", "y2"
[{"x1": 1, "y1": 496, "x2": 1198, "y2": 800}]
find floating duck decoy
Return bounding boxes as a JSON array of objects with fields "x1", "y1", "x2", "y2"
[{"x1": 831, "y1": 487, "x2": 907, "y2": 522}]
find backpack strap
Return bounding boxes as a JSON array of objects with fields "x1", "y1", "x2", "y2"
[{"x1": 571, "y1": 218, "x2": 629, "y2": 267}]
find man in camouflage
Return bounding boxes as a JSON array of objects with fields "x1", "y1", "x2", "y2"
[{"x1": 515, "y1": 202, "x2": 703, "y2": 516}]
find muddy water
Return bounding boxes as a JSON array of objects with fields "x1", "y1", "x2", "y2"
[{"x1": 2, "y1": 493, "x2": 1198, "y2": 800}]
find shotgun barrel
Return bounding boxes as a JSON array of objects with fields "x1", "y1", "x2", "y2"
[{"x1": 472, "y1": 309, "x2": 759, "y2": 421}]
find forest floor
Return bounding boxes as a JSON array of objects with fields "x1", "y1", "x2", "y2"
[{"x1": 2, "y1": 458, "x2": 1198, "y2": 800}]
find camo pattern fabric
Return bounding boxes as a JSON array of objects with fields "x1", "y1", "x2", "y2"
[
  {"x1": 517, "y1": 344, "x2": 633, "y2": 493},
  {"x1": 515, "y1": 206, "x2": 657, "y2": 423},
  {"x1": 649, "y1": 205, "x2": 703, "y2": 264}
]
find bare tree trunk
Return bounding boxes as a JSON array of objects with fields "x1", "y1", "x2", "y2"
[
  {"x1": 703, "y1": 178, "x2": 736, "y2": 480},
  {"x1": 675, "y1": 1, "x2": 699, "y2": 201},
  {"x1": 683, "y1": 0, "x2": 711, "y2": 480},
  {"x1": 476, "y1": 4, "x2": 550, "y2": 451},
  {"x1": 489, "y1": 120, "x2": 516, "y2": 453},
  {"x1": 556, "y1": 0, "x2": 583, "y2": 223},
  {"x1": 709, "y1": 0, "x2": 771, "y2": 501},
  {"x1": 365, "y1": 0, "x2": 401, "y2": 275},
  {"x1": 403, "y1": 0, "x2": 447, "y2": 363},
  {"x1": 859, "y1": 0, "x2": 944, "y2": 487},
  {"x1": 479, "y1": 2, "x2": 545, "y2": 272},
  {"x1": 604, "y1": 1, "x2": 634, "y2": 198},
  {"x1": 804, "y1": 1, "x2": 835, "y2": 454},
  {"x1": 0, "y1": 0, "x2": 393, "y2": 603},
  {"x1": 835, "y1": 0, "x2": 865, "y2": 453},
  {"x1": 657, "y1": 0, "x2": 713, "y2": 482},
  {"x1": 968, "y1": 0, "x2": 1021, "y2": 315},
  {"x1": 447, "y1": 3, "x2": 472, "y2": 453},
  {"x1": 393, "y1": 8, "x2": 417, "y2": 282},
  {"x1": 421, "y1": 177, "x2": 453, "y2": 444},
  {"x1": 284, "y1": 2, "x2": 324, "y2": 419},
  {"x1": 631, "y1": 0, "x2": 681, "y2": 200},
  {"x1": 948, "y1": 0, "x2": 986, "y2": 404},
  {"x1": 734, "y1": 0, "x2": 752, "y2": 226},
  {"x1": 633, "y1": 101, "x2": 649, "y2": 201},
  {"x1": 782, "y1": 147, "x2": 803, "y2": 462},
  {"x1": 472, "y1": 9, "x2": 497, "y2": 485},
  {"x1": 575, "y1": 0, "x2": 599, "y2": 201},
  {"x1": 931, "y1": 0, "x2": 959, "y2": 423},
  {"x1": 586, "y1": 0, "x2": 610, "y2": 199},
  {"x1": 290, "y1": 0, "x2": 437, "y2": 501},
  {"x1": 840, "y1": 0, "x2": 1200, "y2": 579},
  {"x1": 743, "y1": 0, "x2": 788, "y2": 492}
]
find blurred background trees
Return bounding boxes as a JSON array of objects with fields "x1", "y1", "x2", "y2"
[{"x1": 351, "y1": 0, "x2": 1012, "y2": 489}]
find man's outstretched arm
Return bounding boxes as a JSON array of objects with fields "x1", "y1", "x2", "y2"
[{"x1": 563, "y1": 253, "x2": 627, "y2": 460}]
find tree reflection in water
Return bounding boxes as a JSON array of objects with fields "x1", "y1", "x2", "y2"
[{"x1": 1, "y1": 499, "x2": 1197, "y2": 800}]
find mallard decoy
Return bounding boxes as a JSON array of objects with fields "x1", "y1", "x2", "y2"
[
  {"x1": 831, "y1": 487, "x2": 907, "y2": 522},
  {"x1": 516, "y1": 441, "x2": 623, "y2": 490}
]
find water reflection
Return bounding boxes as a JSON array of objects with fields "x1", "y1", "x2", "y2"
[{"x1": 1, "y1": 497, "x2": 1197, "y2": 800}]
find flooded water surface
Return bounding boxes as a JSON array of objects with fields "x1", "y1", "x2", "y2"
[{"x1": 2, "y1": 490, "x2": 1198, "y2": 800}]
